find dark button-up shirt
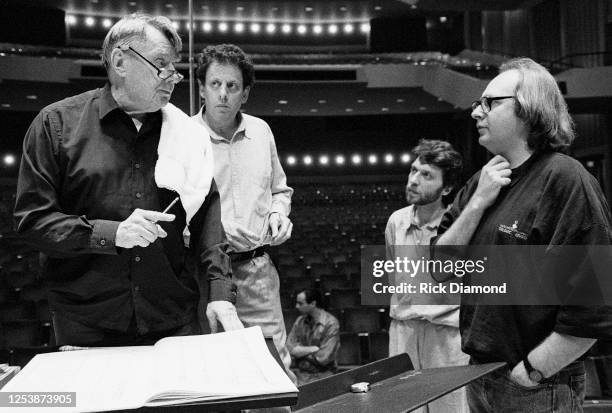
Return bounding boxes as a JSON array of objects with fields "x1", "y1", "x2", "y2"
[
  {"x1": 14, "y1": 84, "x2": 236, "y2": 334},
  {"x1": 287, "y1": 310, "x2": 340, "y2": 371}
]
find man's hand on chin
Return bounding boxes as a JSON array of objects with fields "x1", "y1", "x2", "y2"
[{"x1": 206, "y1": 301, "x2": 244, "y2": 333}]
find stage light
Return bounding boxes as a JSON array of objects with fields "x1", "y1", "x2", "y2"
[
  {"x1": 351, "y1": 154, "x2": 362, "y2": 165},
  {"x1": 335, "y1": 155, "x2": 345, "y2": 165},
  {"x1": 203, "y1": 22, "x2": 212, "y2": 32},
  {"x1": 250, "y1": 23, "x2": 261, "y2": 33},
  {"x1": 360, "y1": 23, "x2": 370, "y2": 33},
  {"x1": 3, "y1": 154, "x2": 16, "y2": 166},
  {"x1": 282, "y1": 24, "x2": 291, "y2": 34},
  {"x1": 313, "y1": 25, "x2": 322, "y2": 35},
  {"x1": 384, "y1": 154, "x2": 394, "y2": 164},
  {"x1": 303, "y1": 155, "x2": 313, "y2": 165},
  {"x1": 401, "y1": 153, "x2": 411, "y2": 163},
  {"x1": 171, "y1": 21, "x2": 179, "y2": 30},
  {"x1": 297, "y1": 24, "x2": 307, "y2": 35},
  {"x1": 266, "y1": 23, "x2": 276, "y2": 33},
  {"x1": 219, "y1": 22, "x2": 228, "y2": 32},
  {"x1": 368, "y1": 154, "x2": 378, "y2": 164},
  {"x1": 287, "y1": 156, "x2": 296, "y2": 166},
  {"x1": 328, "y1": 24, "x2": 338, "y2": 34},
  {"x1": 65, "y1": 15, "x2": 77, "y2": 26},
  {"x1": 102, "y1": 18, "x2": 112, "y2": 28},
  {"x1": 85, "y1": 17, "x2": 95, "y2": 27},
  {"x1": 319, "y1": 155, "x2": 329, "y2": 165},
  {"x1": 343, "y1": 23, "x2": 354, "y2": 34},
  {"x1": 234, "y1": 23, "x2": 244, "y2": 33}
]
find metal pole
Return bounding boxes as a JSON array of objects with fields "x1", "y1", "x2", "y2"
[{"x1": 188, "y1": 0, "x2": 195, "y2": 115}]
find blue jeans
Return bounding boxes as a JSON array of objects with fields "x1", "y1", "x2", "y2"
[{"x1": 467, "y1": 360, "x2": 585, "y2": 413}]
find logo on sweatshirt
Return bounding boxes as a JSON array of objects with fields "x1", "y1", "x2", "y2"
[{"x1": 498, "y1": 220, "x2": 528, "y2": 240}]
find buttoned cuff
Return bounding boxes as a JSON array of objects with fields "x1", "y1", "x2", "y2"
[
  {"x1": 209, "y1": 279, "x2": 237, "y2": 304},
  {"x1": 90, "y1": 219, "x2": 120, "y2": 254}
]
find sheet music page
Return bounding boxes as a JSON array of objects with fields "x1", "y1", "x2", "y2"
[
  {"x1": 0, "y1": 346, "x2": 156, "y2": 413},
  {"x1": 148, "y1": 326, "x2": 297, "y2": 405}
]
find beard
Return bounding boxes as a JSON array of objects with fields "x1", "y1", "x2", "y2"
[{"x1": 405, "y1": 186, "x2": 445, "y2": 206}]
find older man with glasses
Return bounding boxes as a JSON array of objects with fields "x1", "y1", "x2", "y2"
[
  {"x1": 14, "y1": 13, "x2": 242, "y2": 348},
  {"x1": 432, "y1": 58, "x2": 612, "y2": 412}
]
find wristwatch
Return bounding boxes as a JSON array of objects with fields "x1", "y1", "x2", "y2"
[{"x1": 523, "y1": 356, "x2": 544, "y2": 383}]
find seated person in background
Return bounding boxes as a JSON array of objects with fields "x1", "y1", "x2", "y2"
[{"x1": 287, "y1": 289, "x2": 340, "y2": 385}]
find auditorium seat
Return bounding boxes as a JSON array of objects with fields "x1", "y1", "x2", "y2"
[
  {"x1": 327, "y1": 288, "x2": 360, "y2": 309},
  {"x1": 0, "y1": 302, "x2": 36, "y2": 322},
  {"x1": 319, "y1": 276, "x2": 350, "y2": 292},
  {"x1": 309, "y1": 263, "x2": 335, "y2": 278},
  {"x1": 337, "y1": 332, "x2": 361, "y2": 366},
  {"x1": 344, "y1": 307, "x2": 382, "y2": 333},
  {"x1": 279, "y1": 264, "x2": 306, "y2": 279},
  {"x1": 1, "y1": 321, "x2": 43, "y2": 349},
  {"x1": 368, "y1": 332, "x2": 389, "y2": 361},
  {"x1": 283, "y1": 309, "x2": 300, "y2": 334}
]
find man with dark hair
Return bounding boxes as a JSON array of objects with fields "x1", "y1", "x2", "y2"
[
  {"x1": 192, "y1": 44, "x2": 295, "y2": 383},
  {"x1": 13, "y1": 14, "x2": 242, "y2": 347},
  {"x1": 385, "y1": 139, "x2": 467, "y2": 413},
  {"x1": 435, "y1": 57, "x2": 612, "y2": 412},
  {"x1": 287, "y1": 289, "x2": 340, "y2": 385}
]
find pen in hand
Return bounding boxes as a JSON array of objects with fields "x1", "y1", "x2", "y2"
[{"x1": 162, "y1": 196, "x2": 180, "y2": 214}]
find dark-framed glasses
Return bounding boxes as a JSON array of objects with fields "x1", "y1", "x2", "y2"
[
  {"x1": 119, "y1": 45, "x2": 184, "y2": 83},
  {"x1": 471, "y1": 96, "x2": 515, "y2": 113}
]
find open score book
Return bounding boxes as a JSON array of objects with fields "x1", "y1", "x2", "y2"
[{"x1": 0, "y1": 326, "x2": 298, "y2": 412}]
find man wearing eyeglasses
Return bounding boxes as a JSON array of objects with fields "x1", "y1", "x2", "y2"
[
  {"x1": 14, "y1": 14, "x2": 242, "y2": 347},
  {"x1": 433, "y1": 58, "x2": 612, "y2": 412}
]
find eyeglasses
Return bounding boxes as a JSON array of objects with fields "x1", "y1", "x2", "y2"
[
  {"x1": 119, "y1": 45, "x2": 184, "y2": 84},
  {"x1": 471, "y1": 96, "x2": 515, "y2": 113}
]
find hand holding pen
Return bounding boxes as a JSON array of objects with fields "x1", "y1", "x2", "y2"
[{"x1": 115, "y1": 197, "x2": 179, "y2": 249}]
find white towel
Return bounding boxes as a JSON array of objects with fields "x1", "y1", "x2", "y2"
[{"x1": 155, "y1": 103, "x2": 213, "y2": 225}]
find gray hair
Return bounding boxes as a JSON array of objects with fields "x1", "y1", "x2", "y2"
[
  {"x1": 101, "y1": 13, "x2": 182, "y2": 70},
  {"x1": 499, "y1": 57, "x2": 575, "y2": 153}
]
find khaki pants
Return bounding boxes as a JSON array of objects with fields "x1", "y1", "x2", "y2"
[{"x1": 389, "y1": 318, "x2": 469, "y2": 413}]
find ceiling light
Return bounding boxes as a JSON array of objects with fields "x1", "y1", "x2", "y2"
[
  {"x1": 171, "y1": 21, "x2": 179, "y2": 30},
  {"x1": 282, "y1": 24, "x2": 291, "y2": 34},
  {"x1": 128, "y1": 1, "x2": 137, "y2": 6},
  {"x1": 102, "y1": 18, "x2": 112, "y2": 28},
  {"x1": 340, "y1": 6, "x2": 347, "y2": 12},
  {"x1": 25, "y1": 95, "x2": 38, "y2": 100},
  {"x1": 351, "y1": 154, "x2": 362, "y2": 165},
  {"x1": 266, "y1": 23, "x2": 276, "y2": 33},
  {"x1": 203, "y1": 22, "x2": 212, "y2": 32},
  {"x1": 360, "y1": 23, "x2": 370, "y2": 33},
  {"x1": 374, "y1": 5, "x2": 382, "y2": 11},
  {"x1": 396, "y1": 98, "x2": 405, "y2": 103},
  {"x1": 345, "y1": 108, "x2": 353, "y2": 112},
  {"x1": 343, "y1": 23, "x2": 354, "y2": 34},
  {"x1": 303, "y1": 155, "x2": 313, "y2": 165},
  {"x1": 236, "y1": 6, "x2": 244, "y2": 11},
  {"x1": 381, "y1": 107, "x2": 389, "y2": 112},
  {"x1": 368, "y1": 154, "x2": 378, "y2": 164},
  {"x1": 419, "y1": 106, "x2": 427, "y2": 111},
  {"x1": 1, "y1": 103, "x2": 11, "y2": 108},
  {"x1": 305, "y1": 6, "x2": 313, "y2": 12},
  {"x1": 335, "y1": 155, "x2": 345, "y2": 165},
  {"x1": 219, "y1": 22, "x2": 228, "y2": 32},
  {"x1": 297, "y1": 25, "x2": 307, "y2": 35},
  {"x1": 3, "y1": 154, "x2": 16, "y2": 166},
  {"x1": 165, "y1": 3, "x2": 174, "y2": 8},
  {"x1": 287, "y1": 156, "x2": 296, "y2": 165},
  {"x1": 310, "y1": 108, "x2": 318, "y2": 113},
  {"x1": 278, "y1": 100, "x2": 288, "y2": 105},
  {"x1": 328, "y1": 24, "x2": 338, "y2": 35},
  {"x1": 384, "y1": 154, "x2": 394, "y2": 164},
  {"x1": 319, "y1": 155, "x2": 329, "y2": 165},
  {"x1": 234, "y1": 23, "x2": 244, "y2": 33},
  {"x1": 401, "y1": 153, "x2": 411, "y2": 163},
  {"x1": 357, "y1": 99, "x2": 364, "y2": 103},
  {"x1": 85, "y1": 17, "x2": 95, "y2": 27},
  {"x1": 440, "y1": 16, "x2": 447, "y2": 23},
  {"x1": 313, "y1": 25, "x2": 322, "y2": 34},
  {"x1": 65, "y1": 15, "x2": 77, "y2": 26},
  {"x1": 274, "y1": 108, "x2": 282, "y2": 113},
  {"x1": 250, "y1": 23, "x2": 261, "y2": 33},
  {"x1": 318, "y1": 99, "x2": 326, "y2": 104}
]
